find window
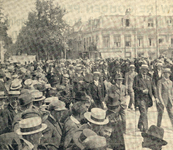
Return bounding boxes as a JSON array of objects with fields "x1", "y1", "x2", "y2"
[
  {"x1": 96, "y1": 35, "x2": 98, "y2": 44},
  {"x1": 138, "y1": 37, "x2": 143, "y2": 47},
  {"x1": 159, "y1": 39, "x2": 164, "y2": 44},
  {"x1": 167, "y1": 19, "x2": 172, "y2": 25},
  {"x1": 86, "y1": 38, "x2": 88, "y2": 47},
  {"x1": 103, "y1": 35, "x2": 110, "y2": 48},
  {"x1": 89, "y1": 37, "x2": 91, "y2": 46},
  {"x1": 149, "y1": 38, "x2": 153, "y2": 46},
  {"x1": 148, "y1": 18, "x2": 154, "y2": 27},
  {"x1": 84, "y1": 38, "x2": 86, "y2": 50},
  {"x1": 125, "y1": 19, "x2": 130, "y2": 27},
  {"x1": 114, "y1": 35, "x2": 121, "y2": 47},
  {"x1": 125, "y1": 36, "x2": 131, "y2": 47},
  {"x1": 171, "y1": 38, "x2": 173, "y2": 46}
]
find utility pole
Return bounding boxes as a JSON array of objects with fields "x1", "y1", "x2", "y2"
[{"x1": 155, "y1": 0, "x2": 159, "y2": 58}]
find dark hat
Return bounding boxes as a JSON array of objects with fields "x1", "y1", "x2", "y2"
[
  {"x1": 19, "y1": 94, "x2": 33, "y2": 106},
  {"x1": 74, "y1": 92, "x2": 89, "y2": 102},
  {"x1": 56, "y1": 85, "x2": 66, "y2": 91},
  {"x1": 107, "y1": 96, "x2": 120, "y2": 107},
  {"x1": 84, "y1": 73, "x2": 93, "y2": 83},
  {"x1": 142, "y1": 125, "x2": 167, "y2": 146},
  {"x1": 73, "y1": 129, "x2": 97, "y2": 149},
  {"x1": 33, "y1": 84, "x2": 46, "y2": 92}
]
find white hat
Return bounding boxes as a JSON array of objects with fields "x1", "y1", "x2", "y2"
[
  {"x1": 32, "y1": 91, "x2": 45, "y2": 101},
  {"x1": 44, "y1": 97, "x2": 59, "y2": 105},
  {"x1": 141, "y1": 64, "x2": 149, "y2": 70},
  {"x1": 84, "y1": 108, "x2": 109, "y2": 125},
  {"x1": 16, "y1": 117, "x2": 47, "y2": 135},
  {"x1": 163, "y1": 68, "x2": 171, "y2": 73},
  {"x1": 24, "y1": 79, "x2": 33, "y2": 86},
  {"x1": 10, "y1": 79, "x2": 22, "y2": 90}
]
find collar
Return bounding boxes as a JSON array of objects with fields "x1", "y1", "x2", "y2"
[
  {"x1": 163, "y1": 77, "x2": 170, "y2": 82},
  {"x1": 70, "y1": 115, "x2": 80, "y2": 125},
  {"x1": 22, "y1": 138, "x2": 34, "y2": 150},
  {"x1": 115, "y1": 83, "x2": 121, "y2": 89}
]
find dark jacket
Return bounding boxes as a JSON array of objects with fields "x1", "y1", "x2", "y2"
[
  {"x1": 88, "y1": 81, "x2": 106, "y2": 108},
  {"x1": 133, "y1": 74, "x2": 153, "y2": 107}
]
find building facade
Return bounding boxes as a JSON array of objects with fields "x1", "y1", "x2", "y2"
[{"x1": 67, "y1": 10, "x2": 173, "y2": 59}]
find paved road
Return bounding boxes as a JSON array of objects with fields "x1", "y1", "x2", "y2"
[{"x1": 124, "y1": 102, "x2": 173, "y2": 150}]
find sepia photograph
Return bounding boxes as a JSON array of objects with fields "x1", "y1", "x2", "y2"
[{"x1": 0, "y1": 0, "x2": 173, "y2": 149}]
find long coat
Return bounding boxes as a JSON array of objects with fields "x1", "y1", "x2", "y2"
[
  {"x1": 88, "y1": 81, "x2": 106, "y2": 108},
  {"x1": 133, "y1": 74, "x2": 153, "y2": 107},
  {"x1": 61, "y1": 116, "x2": 81, "y2": 149},
  {"x1": 157, "y1": 77, "x2": 173, "y2": 107}
]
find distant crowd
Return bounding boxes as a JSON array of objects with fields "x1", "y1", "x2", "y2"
[{"x1": 0, "y1": 55, "x2": 171, "y2": 150}]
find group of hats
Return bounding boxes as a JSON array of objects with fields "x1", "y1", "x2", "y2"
[
  {"x1": 73, "y1": 128, "x2": 106, "y2": 149},
  {"x1": 19, "y1": 90, "x2": 45, "y2": 106},
  {"x1": 16, "y1": 111, "x2": 47, "y2": 136},
  {"x1": 44, "y1": 96, "x2": 67, "y2": 111}
]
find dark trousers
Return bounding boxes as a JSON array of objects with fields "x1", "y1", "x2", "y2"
[
  {"x1": 110, "y1": 121, "x2": 126, "y2": 150},
  {"x1": 138, "y1": 100, "x2": 148, "y2": 132},
  {"x1": 119, "y1": 105, "x2": 126, "y2": 133},
  {"x1": 157, "y1": 100, "x2": 173, "y2": 127}
]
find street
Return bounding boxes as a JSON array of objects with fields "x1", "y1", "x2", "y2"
[{"x1": 124, "y1": 101, "x2": 173, "y2": 150}]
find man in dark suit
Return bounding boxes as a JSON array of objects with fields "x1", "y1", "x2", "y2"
[
  {"x1": 133, "y1": 64, "x2": 154, "y2": 133},
  {"x1": 88, "y1": 72, "x2": 106, "y2": 108}
]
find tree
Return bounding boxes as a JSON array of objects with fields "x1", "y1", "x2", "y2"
[
  {"x1": 0, "y1": 6, "x2": 12, "y2": 50},
  {"x1": 13, "y1": 0, "x2": 68, "y2": 60}
]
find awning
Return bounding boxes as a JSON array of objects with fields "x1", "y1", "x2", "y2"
[{"x1": 101, "y1": 52, "x2": 122, "y2": 59}]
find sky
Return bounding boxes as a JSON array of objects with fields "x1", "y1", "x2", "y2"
[{"x1": 1, "y1": 0, "x2": 173, "y2": 42}]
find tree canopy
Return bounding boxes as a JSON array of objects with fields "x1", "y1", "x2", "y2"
[{"x1": 13, "y1": 0, "x2": 68, "y2": 60}]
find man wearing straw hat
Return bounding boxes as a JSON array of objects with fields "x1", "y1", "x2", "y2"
[
  {"x1": 157, "y1": 68, "x2": 173, "y2": 127},
  {"x1": 125, "y1": 64, "x2": 138, "y2": 110},
  {"x1": 16, "y1": 116, "x2": 47, "y2": 149}
]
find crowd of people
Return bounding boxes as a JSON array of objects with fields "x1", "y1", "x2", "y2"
[{"x1": 0, "y1": 55, "x2": 171, "y2": 150}]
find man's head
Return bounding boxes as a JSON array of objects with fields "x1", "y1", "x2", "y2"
[
  {"x1": 16, "y1": 117, "x2": 47, "y2": 146},
  {"x1": 114, "y1": 73, "x2": 123, "y2": 86},
  {"x1": 163, "y1": 68, "x2": 171, "y2": 79},
  {"x1": 141, "y1": 64, "x2": 149, "y2": 75},
  {"x1": 84, "y1": 108, "x2": 109, "y2": 134},
  {"x1": 129, "y1": 64, "x2": 135, "y2": 72},
  {"x1": 93, "y1": 72, "x2": 100, "y2": 81}
]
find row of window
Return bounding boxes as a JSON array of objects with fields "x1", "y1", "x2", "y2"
[
  {"x1": 83, "y1": 35, "x2": 98, "y2": 50},
  {"x1": 122, "y1": 18, "x2": 173, "y2": 27},
  {"x1": 102, "y1": 35, "x2": 173, "y2": 48},
  {"x1": 81, "y1": 35, "x2": 173, "y2": 50}
]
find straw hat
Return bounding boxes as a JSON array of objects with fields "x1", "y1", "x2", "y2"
[
  {"x1": 141, "y1": 64, "x2": 149, "y2": 70},
  {"x1": 163, "y1": 68, "x2": 171, "y2": 73},
  {"x1": 84, "y1": 108, "x2": 109, "y2": 125},
  {"x1": 48, "y1": 100, "x2": 67, "y2": 111},
  {"x1": 73, "y1": 129, "x2": 97, "y2": 150},
  {"x1": 31, "y1": 91, "x2": 45, "y2": 101},
  {"x1": 16, "y1": 117, "x2": 47, "y2": 135},
  {"x1": 44, "y1": 97, "x2": 59, "y2": 105},
  {"x1": 10, "y1": 79, "x2": 22, "y2": 90}
]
